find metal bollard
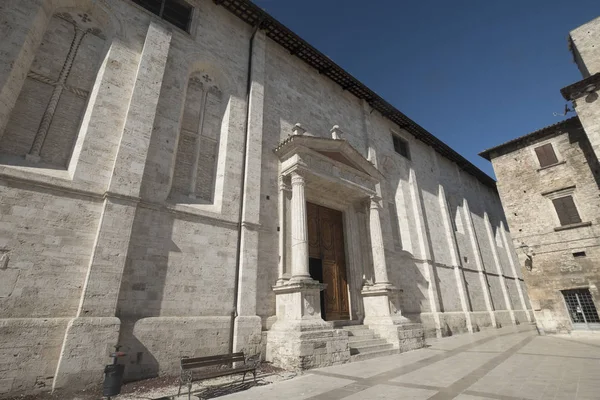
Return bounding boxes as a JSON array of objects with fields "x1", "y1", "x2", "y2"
[{"x1": 103, "y1": 345, "x2": 126, "y2": 399}]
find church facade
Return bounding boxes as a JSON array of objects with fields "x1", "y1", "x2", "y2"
[{"x1": 0, "y1": 0, "x2": 532, "y2": 396}]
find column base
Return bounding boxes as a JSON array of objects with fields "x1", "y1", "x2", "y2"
[
  {"x1": 361, "y1": 285, "x2": 424, "y2": 351},
  {"x1": 266, "y1": 327, "x2": 350, "y2": 370},
  {"x1": 267, "y1": 280, "x2": 350, "y2": 370},
  {"x1": 271, "y1": 280, "x2": 330, "y2": 330}
]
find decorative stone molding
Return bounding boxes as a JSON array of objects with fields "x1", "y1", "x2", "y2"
[
  {"x1": 330, "y1": 125, "x2": 343, "y2": 140},
  {"x1": 292, "y1": 123, "x2": 306, "y2": 136}
]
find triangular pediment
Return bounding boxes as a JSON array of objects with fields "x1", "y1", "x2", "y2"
[
  {"x1": 316, "y1": 151, "x2": 369, "y2": 175},
  {"x1": 274, "y1": 135, "x2": 382, "y2": 179}
]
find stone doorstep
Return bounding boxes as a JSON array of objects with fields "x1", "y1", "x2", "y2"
[
  {"x1": 350, "y1": 348, "x2": 398, "y2": 361},
  {"x1": 349, "y1": 342, "x2": 394, "y2": 355}
]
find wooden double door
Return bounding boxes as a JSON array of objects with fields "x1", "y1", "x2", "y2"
[{"x1": 307, "y1": 202, "x2": 350, "y2": 321}]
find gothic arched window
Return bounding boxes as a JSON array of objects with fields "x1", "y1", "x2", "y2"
[
  {"x1": 0, "y1": 11, "x2": 107, "y2": 168},
  {"x1": 169, "y1": 72, "x2": 223, "y2": 203}
]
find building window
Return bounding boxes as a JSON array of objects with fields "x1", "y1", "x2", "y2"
[
  {"x1": 131, "y1": 0, "x2": 193, "y2": 32},
  {"x1": 562, "y1": 289, "x2": 600, "y2": 327},
  {"x1": 534, "y1": 143, "x2": 559, "y2": 168},
  {"x1": 392, "y1": 135, "x2": 410, "y2": 159},
  {"x1": 552, "y1": 195, "x2": 581, "y2": 226}
]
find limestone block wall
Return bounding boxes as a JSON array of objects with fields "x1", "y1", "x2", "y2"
[
  {"x1": 568, "y1": 17, "x2": 600, "y2": 171},
  {"x1": 569, "y1": 16, "x2": 600, "y2": 77},
  {"x1": 258, "y1": 29, "x2": 532, "y2": 338},
  {"x1": 0, "y1": 0, "x2": 531, "y2": 396},
  {"x1": 491, "y1": 123, "x2": 600, "y2": 333},
  {"x1": 0, "y1": 0, "x2": 253, "y2": 395}
]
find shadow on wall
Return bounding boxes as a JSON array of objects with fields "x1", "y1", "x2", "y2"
[
  {"x1": 384, "y1": 162, "x2": 428, "y2": 321},
  {"x1": 116, "y1": 207, "x2": 177, "y2": 381},
  {"x1": 571, "y1": 125, "x2": 600, "y2": 189}
]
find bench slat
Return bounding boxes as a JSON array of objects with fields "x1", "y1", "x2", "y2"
[
  {"x1": 194, "y1": 366, "x2": 254, "y2": 380},
  {"x1": 182, "y1": 358, "x2": 246, "y2": 369},
  {"x1": 181, "y1": 352, "x2": 244, "y2": 365}
]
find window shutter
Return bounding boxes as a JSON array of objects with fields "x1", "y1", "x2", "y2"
[
  {"x1": 535, "y1": 144, "x2": 558, "y2": 168},
  {"x1": 552, "y1": 196, "x2": 581, "y2": 226}
]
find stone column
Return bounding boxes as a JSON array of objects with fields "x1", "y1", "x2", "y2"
[
  {"x1": 290, "y1": 172, "x2": 311, "y2": 281},
  {"x1": 369, "y1": 195, "x2": 391, "y2": 286},
  {"x1": 361, "y1": 194, "x2": 423, "y2": 351}
]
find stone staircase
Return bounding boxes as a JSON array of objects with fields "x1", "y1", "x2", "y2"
[{"x1": 341, "y1": 324, "x2": 397, "y2": 361}]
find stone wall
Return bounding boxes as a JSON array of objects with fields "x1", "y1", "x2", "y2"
[
  {"x1": 0, "y1": 0, "x2": 530, "y2": 397},
  {"x1": 491, "y1": 122, "x2": 600, "y2": 333},
  {"x1": 569, "y1": 16, "x2": 600, "y2": 77}
]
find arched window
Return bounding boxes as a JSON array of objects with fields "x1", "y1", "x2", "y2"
[
  {"x1": 169, "y1": 72, "x2": 223, "y2": 203},
  {"x1": 0, "y1": 11, "x2": 106, "y2": 167}
]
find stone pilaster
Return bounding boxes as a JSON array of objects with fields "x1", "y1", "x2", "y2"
[
  {"x1": 277, "y1": 176, "x2": 290, "y2": 285},
  {"x1": 483, "y1": 212, "x2": 516, "y2": 325},
  {"x1": 52, "y1": 22, "x2": 172, "y2": 392},
  {"x1": 500, "y1": 221, "x2": 533, "y2": 323},
  {"x1": 463, "y1": 199, "x2": 498, "y2": 328},
  {"x1": 233, "y1": 30, "x2": 267, "y2": 356},
  {"x1": 408, "y1": 168, "x2": 443, "y2": 337},
  {"x1": 438, "y1": 184, "x2": 474, "y2": 333},
  {"x1": 368, "y1": 195, "x2": 391, "y2": 286}
]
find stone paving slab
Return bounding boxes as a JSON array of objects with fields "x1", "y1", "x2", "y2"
[
  {"x1": 110, "y1": 325, "x2": 599, "y2": 400},
  {"x1": 217, "y1": 324, "x2": 600, "y2": 400}
]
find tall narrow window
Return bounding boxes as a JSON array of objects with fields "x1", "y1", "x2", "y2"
[
  {"x1": 392, "y1": 135, "x2": 410, "y2": 159},
  {"x1": 131, "y1": 0, "x2": 193, "y2": 32},
  {"x1": 552, "y1": 195, "x2": 581, "y2": 226},
  {"x1": 534, "y1": 143, "x2": 559, "y2": 168},
  {"x1": 169, "y1": 73, "x2": 223, "y2": 204},
  {"x1": 0, "y1": 12, "x2": 107, "y2": 168}
]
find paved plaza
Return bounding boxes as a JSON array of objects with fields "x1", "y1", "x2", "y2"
[{"x1": 218, "y1": 325, "x2": 600, "y2": 400}]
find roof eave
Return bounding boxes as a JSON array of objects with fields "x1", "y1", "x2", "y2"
[{"x1": 215, "y1": 0, "x2": 497, "y2": 189}]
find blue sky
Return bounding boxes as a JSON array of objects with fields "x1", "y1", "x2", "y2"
[{"x1": 253, "y1": 0, "x2": 600, "y2": 178}]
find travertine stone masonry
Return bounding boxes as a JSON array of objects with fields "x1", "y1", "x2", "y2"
[{"x1": 0, "y1": 0, "x2": 530, "y2": 397}]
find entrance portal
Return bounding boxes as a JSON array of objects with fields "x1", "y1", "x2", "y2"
[{"x1": 307, "y1": 202, "x2": 350, "y2": 321}]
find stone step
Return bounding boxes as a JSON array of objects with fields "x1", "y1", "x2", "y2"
[
  {"x1": 342, "y1": 326, "x2": 373, "y2": 337},
  {"x1": 331, "y1": 320, "x2": 362, "y2": 328},
  {"x1": 350, "y1": 347, "x2": 399, "y2": 362},
  {"x1": 348, "y1": 337, "x2": 388, "y2": 347},
  {"x1": 348, "y1": 333, "x2": 378, "y2": 343},
  {"x1": 350, "y1": 342, "x2": 394, "y2": 355},
  {"x1": 342, "y1": 324, "x2": 370, "y2": 331}
]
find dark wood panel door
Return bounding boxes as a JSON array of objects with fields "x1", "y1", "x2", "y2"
[{"x1": 307, "y1": 202, "x2": 350, "y2": 321}]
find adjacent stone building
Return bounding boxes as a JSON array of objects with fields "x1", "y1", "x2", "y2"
[
  {"x1": 0, "y1": 0, "x2": 531, "y2": 397},
  {"x1": 480, "y1": 17, "x2": 600, "y2": 334}
]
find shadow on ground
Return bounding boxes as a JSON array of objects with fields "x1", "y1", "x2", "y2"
[{"x1": 150, "y1": 378, "x2": 270, "y2": 400}]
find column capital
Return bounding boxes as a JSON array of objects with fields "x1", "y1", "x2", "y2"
[
  {"x1": 278, "y1": 175, "x2": 291, "y2": 191},
  {"x1": 291, "y1": 171, "x2": 306, "y2": 186},
  {"x1": 369, "y1": 195, "x2": 382, "y2": 209}
]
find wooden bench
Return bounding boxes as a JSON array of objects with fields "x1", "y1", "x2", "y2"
[{"x1": 178, "y1": 352, "x2": 260, "y2": 399}]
